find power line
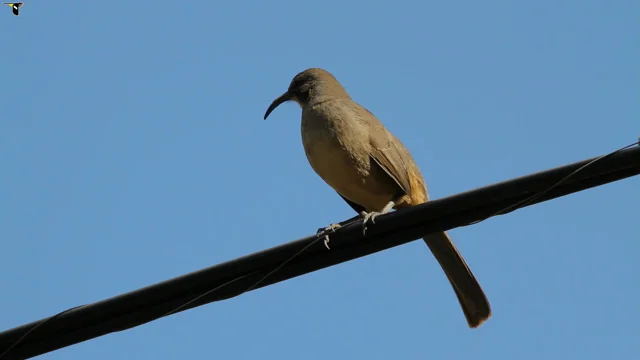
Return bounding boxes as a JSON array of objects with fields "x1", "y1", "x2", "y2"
[{"x1": 1, "y1": 143, "x2": 638, "y2": 360}]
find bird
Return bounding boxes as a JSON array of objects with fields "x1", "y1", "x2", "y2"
[
  {"x1": 3, "y1": 2, "x2": 23, "y2": 16},
  {"x1": 263, "y1": 68, "x2": 491, "y2": 328}
]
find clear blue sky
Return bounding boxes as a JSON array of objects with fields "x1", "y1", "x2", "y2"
[{"x1": 1, "y1": 1, "x2": 638, "y2": 359}]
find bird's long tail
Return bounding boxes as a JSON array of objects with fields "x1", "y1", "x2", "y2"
[{"x1": 422, "y1": 231, "x2": 491, "y2": 328}]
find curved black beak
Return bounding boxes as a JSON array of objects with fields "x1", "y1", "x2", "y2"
[{"x1": 263, "y1": 91, "x2": 294, "y2": 120}]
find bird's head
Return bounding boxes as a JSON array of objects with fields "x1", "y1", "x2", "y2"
[{"x1": 263, "y1": 68, "x2": 350, "y2": 120}]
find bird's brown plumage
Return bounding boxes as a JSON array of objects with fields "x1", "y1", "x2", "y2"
[{"x1": 264, "y1": 68, "x2": 491, "y2": 328}]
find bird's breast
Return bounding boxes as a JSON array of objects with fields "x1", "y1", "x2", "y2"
[
  {"x1": 300, "y1": 105, "x2": 366, "y2": 177},
  {"x1": 300, "y1": 102, "x2": 397, "y2": 210}
]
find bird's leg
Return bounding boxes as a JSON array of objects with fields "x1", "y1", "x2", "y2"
[
  {"x1": 317, "y1": 214, "x2": 362, "y2": 249},
  {"x1": 360, "y1": 200, "x2": 397, "y2": 235}
]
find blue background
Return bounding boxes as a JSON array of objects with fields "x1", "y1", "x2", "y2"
[{"x1": 1, "y1": 1, "x2": 638, "y2": 359}]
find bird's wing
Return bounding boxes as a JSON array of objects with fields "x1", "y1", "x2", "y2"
[{"x1": 359, "y1": 107, "x2": 413, "y2": 196}]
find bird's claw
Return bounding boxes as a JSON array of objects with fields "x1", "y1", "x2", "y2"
[
  {"x1": 361, "y1": 211, "x2": 382, "y2": 235},
  {"x1": 317, "y1": 223, "x2": 342, "y2": 250},
  {"x1": 316, "y1": 223, "x2": 342, "y2": 236},
  {"x1": 323, "y1": 235, "x2": 330, "y2": 249}
]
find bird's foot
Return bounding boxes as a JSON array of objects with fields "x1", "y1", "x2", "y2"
[
  {"x1": 316, "y1": 223, "x2": 342, "y2": 250},
  {"x1": 360, "y1": 211, "x2": 383, "y2": 235}
]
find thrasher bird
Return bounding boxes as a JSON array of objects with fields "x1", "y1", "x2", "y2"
[{"x1": 263, "y1": 68, "x2": 491, "y2": 328}]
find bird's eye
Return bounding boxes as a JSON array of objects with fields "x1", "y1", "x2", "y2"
[{"x1": 291, "y1": 79, "x2": 303, "y2": 90}]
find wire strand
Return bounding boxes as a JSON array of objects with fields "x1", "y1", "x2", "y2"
[{"x1": 465, "y1": 141, "x2": 639, "y2": 227}]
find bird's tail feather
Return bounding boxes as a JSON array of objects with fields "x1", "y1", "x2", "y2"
[{"x1": 422, "y1": 231, "x2": 491, "y2": 328}]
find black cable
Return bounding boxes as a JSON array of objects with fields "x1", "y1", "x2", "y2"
[{"x1": 0, "y1": 143, "x2": 638, "y2": 360}]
